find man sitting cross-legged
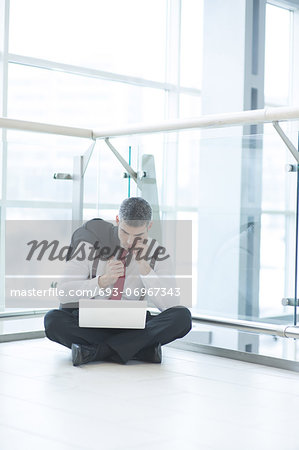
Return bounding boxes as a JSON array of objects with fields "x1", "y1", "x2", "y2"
[{"x1": 44, "y1": 197, "x2": 192, "y2": 366}]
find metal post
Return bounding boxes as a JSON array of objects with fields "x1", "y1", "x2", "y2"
[
  {"x1": 294, "y1": 133, "x2": 299, "y2": 325},
  {"x1": 71, "y1": 139, "x2": 96, "y2": 226},
  {"x1": 128, "y1": 146, "x2": 131, "y2": 198},
  {"x1": 0, "y1": 0, "x2": 9, "y2": 312},
  {"x1": 238, "y1": 0, "x2": 266, "y2": 353},
  {"x1": 72, "y1": 155, "x2": 84, "y2": 226},
  {"x1": 140, "y1": 154, "x2": 161, "y2": 242}
]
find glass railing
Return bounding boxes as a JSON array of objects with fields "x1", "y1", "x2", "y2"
[
  {"x1": 94, "y1": 124, "x2": 299, "y2": 362},
  {"x1": 1, "y1": 112, "x2": 299, "y2": 365}
]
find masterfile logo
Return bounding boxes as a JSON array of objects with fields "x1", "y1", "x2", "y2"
[
  {"x1": 25, "y1": 238, "x2": 170, "y2": 265},
  {"x1": 5, "y1": 219, "x2": 192, "y2": 308}
]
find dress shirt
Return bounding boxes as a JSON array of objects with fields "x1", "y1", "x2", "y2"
[{"x1": 57, "y1": 239, "x2": 179, "y2": 311}]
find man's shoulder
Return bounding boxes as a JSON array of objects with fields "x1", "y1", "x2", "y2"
[
  {"x1": 67, "y1": 218, "x2": 119, "y2": 261},
  {"x1": 72, "y1": 218, "x2": 118, "y2": 246}
]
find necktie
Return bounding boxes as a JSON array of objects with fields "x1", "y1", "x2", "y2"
[{"x1": 109, "y1": 249, "x2": 128, "y2": 300}]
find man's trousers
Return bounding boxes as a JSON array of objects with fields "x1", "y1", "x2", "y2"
[{"x1": 44, "y1": 305, "x2": 192, "y2": 364}]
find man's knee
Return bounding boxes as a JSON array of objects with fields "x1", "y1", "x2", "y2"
[
  {"x1": 44, "y1": 309, "x2": 64, "y2": 340},
  {"x1": 168, "y1": 305, "x2": 192, "y2": 334}
]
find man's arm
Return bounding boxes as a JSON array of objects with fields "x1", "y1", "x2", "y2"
[
  {"x1": 133, "y1": 240, "x2": 180, "y2": 311},
  {"x1": 57, "y1": 241, "x2": 104, "y2": 303},
  {"x1": 140, "y1": 261, "x2": 180, "y2": 311}
]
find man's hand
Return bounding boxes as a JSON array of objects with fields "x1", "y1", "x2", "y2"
[
  {"x1": 132, "y1": 239, "x2": 151, "y2": 276},
  {"x1": 98, "y1": 258, "x2": 124, "y2": 289}
]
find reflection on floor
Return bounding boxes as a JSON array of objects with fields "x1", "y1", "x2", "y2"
[{"x1": 0, "y1": 338, "x2": 299, "y2": 450}]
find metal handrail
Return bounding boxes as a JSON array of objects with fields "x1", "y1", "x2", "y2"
[
  {"x1": 0, "y1": 117, "x2": 92, "y2": 138},
  {"x1": 2, "y1": 309, "x2": 299, "y2": 339},
  {"x1": 192, "y1": 313, "x2": 299, "y2": 338},
  {"x1": 0, "y1": 105, "x2": 299, "y2": 139},
  {"x1": 93, "y1": 106, "x2": 299, "y2": 138}
]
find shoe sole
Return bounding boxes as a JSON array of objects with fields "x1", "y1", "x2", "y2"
[{"x1": 72, "y1": 344, "x2": 81, "y2": 366}]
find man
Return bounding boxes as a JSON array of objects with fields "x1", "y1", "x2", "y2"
[{"x1": 44, "y1": 197, "x2": 192, "y2": 366}]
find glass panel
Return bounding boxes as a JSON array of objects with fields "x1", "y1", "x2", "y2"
[
  {"x1": 87, "y1": 127, "x2": 297, "y2": 331},
  {"x1": 9, "y1": 0, "x2": 167, "y2": 82},
  {"x1": 190, "y1": 131, "x2": 296, "y2": 323},
  {"x1": 94, "y1": 134, "x2": 165, "y2": 210},
  {"x1": 265, "y1": 4, "x2": 292, "y2": 105},
  {"x1": 180, "y1": 0, "x2": 204, "y2": 89},
  {"x1": 8, "y1": 63, "x2": 165, "y2": 128},
  {"x1": 177, "y1": 211, "x2": 198, "y2": 309},
  {"x1": 84, "y1": 139, "x2": 133, "y2": 211},
  {"x1": 259, "y1": 213, "x2": 288, "y2": 318},
  {"x1": 177, "y1": 134, "x2": 200, "y2": 208},
  {"x1": 90, "y1": 127, "x2": 295, "y2": 362},
  {"x1": 6, "y1": 132, "x2": 90, "y2": 202},
  {"x1": 262, "y1": 133, "x2": 288, "y2": 210},
  {"x1": 166, "y1": 126, "x2": 298, "y2": 362}
]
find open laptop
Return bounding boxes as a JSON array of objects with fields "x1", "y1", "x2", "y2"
[{"x1": 79, "y1": 299, "x2": 147, "y2": 329}]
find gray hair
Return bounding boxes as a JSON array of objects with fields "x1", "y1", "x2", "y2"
[{"x1": 119, "y1": 197, "x2": 152, "y2": 226}]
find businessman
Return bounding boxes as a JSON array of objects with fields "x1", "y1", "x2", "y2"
[{"x1": 44, "y1": 197, "x2": 192, "y2": 366}]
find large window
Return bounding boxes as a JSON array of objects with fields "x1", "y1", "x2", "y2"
[
  {"x1": 264, "y1": 2, "x2": 293, "y2": 106},
  {"x1": 9, "y1": 0, "x2": 168, "y2": 81},
  {"x1": 0, "y1": 0, "x2": 203, "y2": 312}
]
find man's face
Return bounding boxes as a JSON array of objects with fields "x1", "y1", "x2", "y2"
[{"x1": 116, "y1": 218, "x2": 149, "y2": 250}]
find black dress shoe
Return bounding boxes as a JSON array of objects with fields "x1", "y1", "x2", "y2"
[
  {"x1": 71, "y1": 343, "x2": 97, "y2": 366},
  {"x1": 133, "y1": 343, "x2": 162, "y2": 363}
]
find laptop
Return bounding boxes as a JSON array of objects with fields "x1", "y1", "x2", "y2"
[{"x1": 79, "y1": 299, "x2": 147, "y2": 329}]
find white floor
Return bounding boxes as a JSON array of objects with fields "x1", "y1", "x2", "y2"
[{"x1": 0, "y1": 339, "x2": 299, "y2": 450}]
